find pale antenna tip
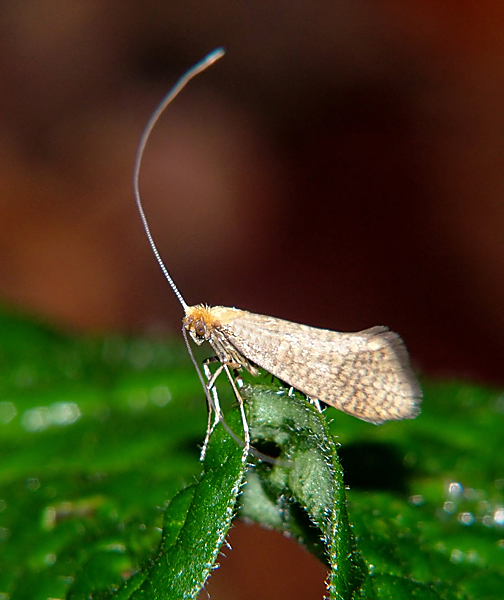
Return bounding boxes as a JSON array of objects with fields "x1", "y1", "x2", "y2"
[{"x1": 207, "y1": 47, "x2": 226, "y2": 62}]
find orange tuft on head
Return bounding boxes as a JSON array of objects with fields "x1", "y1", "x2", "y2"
[
  {"x1": 184, "y1": 304, "x2": 212, "y2": 324},
  {"x1": 183, "y1": 304, "x2": 220, "y2": 343}
]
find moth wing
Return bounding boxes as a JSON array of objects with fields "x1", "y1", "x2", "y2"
[{"x1": 218, "y1": 312, "x2": 421, "y2": 423}]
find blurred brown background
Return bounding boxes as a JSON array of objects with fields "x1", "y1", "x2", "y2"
[{"x1": 1, "y1": 1, "x2": 503, "y2": 598}]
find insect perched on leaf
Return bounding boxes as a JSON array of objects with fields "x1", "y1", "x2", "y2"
[{"x1": 133, "y1": 48, "x2": 422, "y2": 459}]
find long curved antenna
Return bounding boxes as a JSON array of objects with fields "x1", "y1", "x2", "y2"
[{"x1": 133, "y1": 48, "x2": 226, "y2": 311}]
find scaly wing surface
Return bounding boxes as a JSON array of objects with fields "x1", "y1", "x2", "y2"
[{"x1": 214, "y1": 309, "x2": 421, "y2": 423}]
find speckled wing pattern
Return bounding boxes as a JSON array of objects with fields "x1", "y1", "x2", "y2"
[{"x1": 211, "y1": 308, "x2": 422, "y2": 423}]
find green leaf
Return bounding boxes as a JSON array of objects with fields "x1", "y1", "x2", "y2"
[
  {"x1": 241, "y1": 384, "x2": 372, "y2": 599},
  {"x1": 1, "y1": 307, "x2": 504, "y2": 600},
  {"x1": 0, "y1": 308, "x2": 207, "y2": 599},
  {"x1": 238, "y1": 378, "x2": 504, "y2": 599},
  {"x1": 331, "y1": 379, "x2": 504, "y2": 600},
  {"x1": 67, "y1": 410, "x2": 248, "y2": 599}
]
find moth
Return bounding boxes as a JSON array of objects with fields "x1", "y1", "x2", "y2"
[{"x1": 134, "y1": 48, "x2": 422, "y2": 458}]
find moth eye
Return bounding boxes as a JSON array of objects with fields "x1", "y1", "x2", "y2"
[{"x1": 195, "y1": 321, "x2": 206, "y2": 338}]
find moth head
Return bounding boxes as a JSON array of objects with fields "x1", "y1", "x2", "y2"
[{"x1": 183, "y1": 305, "x2": 216, "y2": 345}]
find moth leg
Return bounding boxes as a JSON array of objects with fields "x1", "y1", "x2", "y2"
[
  {"x1": 307, "y1": 396, "x2": 323, "y2": 412},
  {"x1": 231, "y1": 366, "x2": 244, "y2": 389},
  {"x1": 201, "y1": 357, "x2": 225, "y2": 460},
  {"x1": 223, "y1": 364, "x2": 250, "y2": 455}
]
